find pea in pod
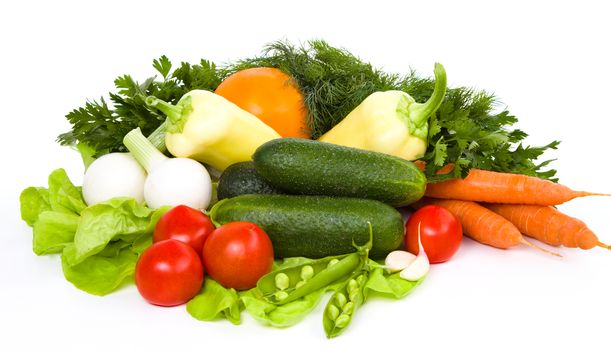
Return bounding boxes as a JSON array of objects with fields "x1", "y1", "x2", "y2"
[
  {"x1": 256, "y1": 222, "x2": 374, "y2": 306},
  {"x1": 257, "y1": 253, "x2": 360, "y2": 305},
  {"x1": 323, "y1": 270, "x2": 369, "y2": 338}
]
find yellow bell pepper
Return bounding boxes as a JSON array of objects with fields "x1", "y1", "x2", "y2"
[
  {"x1": 318, "y1": 63, "x2": 447, "y2": 160},
  {"x1": 146, "y1": 90, "x2": 280, "y2": 171}
]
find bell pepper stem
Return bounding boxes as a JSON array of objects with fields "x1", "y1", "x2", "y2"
[
  {"x1": 123, "y1": 128, "x2": 168, "y2": 172},
  {"x1": 146, "y1": 96, "x2": 183, "y2": 124},
  {"x1": 409, "y1": 63, "x2": 447, "y2": 126}
]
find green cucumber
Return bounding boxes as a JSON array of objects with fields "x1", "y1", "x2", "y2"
[
  {"x1": 209, "y1": 194, "x2": 404, "y2": 259},
  {"x1": 217, "y1": 161, "x2": 282, "y2": 200},
  {"x1": 253, "y1": 138, "x2": 426, "y2": 206}
]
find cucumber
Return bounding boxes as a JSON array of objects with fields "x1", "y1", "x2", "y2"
[
  {"x1": 253, "y1": 138, "x2": 426, "y2": 206},
  {"x1": 209, "y1": 194, "x2": 404, "y2": 259},
  {"x1": 217, "y1": 161, "x2": 282, "y2": 200}
]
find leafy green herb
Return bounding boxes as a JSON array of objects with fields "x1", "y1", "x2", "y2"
[
  {"x1": 57, "y1": 58, "x2": 223, "y2": 157},
  {"x1": 57, "y1": 40, "x2": 559, "y2": 180}
]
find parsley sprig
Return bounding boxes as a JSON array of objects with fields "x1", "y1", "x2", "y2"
[{"x1": 57, "y1": 56, "x2": 223, "y2": 155}]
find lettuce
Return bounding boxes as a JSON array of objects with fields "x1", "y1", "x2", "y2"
[
  {"x1": 19, "y1": 168, "x2": 168, "y2": 296},
  {"x1": 19, "y1": 187, "x2": 51, "y2": 226},
  {"x1": 187, "y1": 278, "x2": 243, "y2": 325},
  {"x1": 61, "y1": 244, "x2": 140, "y2": 296},
  {"x1": 33, "y1": 211, "x2": 80, "y2": 255},
  {"x1": 63, "y1": 198, "x2": 164, "y2": 266},
  {"x1": 363, "y1": 265, "x2": 424, "y2": 299}
]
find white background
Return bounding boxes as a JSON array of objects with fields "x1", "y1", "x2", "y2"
[{"x1": 1, "y1": 0, "x2": 610, "y2": 349}]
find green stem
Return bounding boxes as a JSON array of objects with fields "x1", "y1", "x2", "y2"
[
  {"x1": 123, "y1": 128, "x2": 168, "y2": 172},
  {"x1": 146, "y1": 96, "x2": 183, "y2": 124},
  {"x1": 409, "y1": 62, "x2": 447, "y2": 126},
  {"x1": 147, "y1": 121, "x2": 168, "y2": 153}
]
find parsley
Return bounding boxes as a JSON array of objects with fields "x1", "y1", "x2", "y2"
[
  {"x1": 57, "y1": 57, "x2": 223, "y2": 156},
  {"x1": 57, "y1": 40, "x2": 559, "y2": 181}
]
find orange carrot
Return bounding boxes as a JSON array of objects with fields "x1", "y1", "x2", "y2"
[
  {"x1": 425, "y1": 169, "x2": 606, "y2": 206},
  {"x1": 485, "y1": 204, "x2": 610, "y2": 250},
  {"x1": 422, "y1": 198, "x2": 560, "y2": 256}
]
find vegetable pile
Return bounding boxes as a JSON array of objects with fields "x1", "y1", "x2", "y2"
[{"x1": 20, "y1": 40, "x2": 609, "y2": 338}]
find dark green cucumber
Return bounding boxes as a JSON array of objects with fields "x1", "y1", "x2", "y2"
[
  {"x1": 217, "y1": 161, "x2": 283, "y2": 200},
  {"x1": 253, "y1": 138, "x2": 426, "y2": 207},
  {"x1": 209, "y1": 194, "x2": 404, "y2": 259}
]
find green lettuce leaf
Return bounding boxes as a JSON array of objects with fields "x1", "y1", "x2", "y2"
[
  {"x1": 32, "y1": 211, "x2": 80, "y2": 255},
  {"x1": 130, "y1": 233, "x2": 154, "y2": 255},
  {"x1": 21, "y1": 168, "x2": 168, "y2": 296},
  {"x1": 76, "y1": 142, "x2": 98, "y2": 169},
  {"x1": 363, "y1": 262, "x2": 425, "y2": 299},
  {"x1": 187, "y1": 278, "x2": 242, "y2": 325},
  {"x1": 61, "y1": 245, "x2": 139, "y2": 296},
  {"x1": 20, "y1": 187, "x2": 51, "y2": 226},
  {"x1": 47, "y1": 168, "x2": 86, "y2": 214},
  {"x1": 61, "y1": 200, "x2": 167, "y2": 295},
  {"x1": 240, "y1": 287, "x2": 328, "y2": 328},
  {"x1": 63, "y1": 198, "x2": 162, "y2": 266}
]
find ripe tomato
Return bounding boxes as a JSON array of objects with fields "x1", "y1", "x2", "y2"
[
  {"x1": 215, "y1": 67, "x2": 310, "y2": 138},
  {"x1": 405, "y1": 205, "x2": 463, "y2": 264},
  {"x1": 135, "y1": 240, "x2": 204, "y2": 306},
  {"x1": 202, "y1": 222, "x2": 274, "y2": 290},
  {"x1": 153, "y1": 205, "x2": 215, "y2": 255}
]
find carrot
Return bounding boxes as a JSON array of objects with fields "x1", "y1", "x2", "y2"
[
  {"x1": 421, "y1": 198, "x2": 560, "y2": 256},
  {"x1": 485, "y1": 204, "x2": 610, "y2": 250},
  {"x1": 425, "y1": 169, "x2": 607, "y2": 206}
]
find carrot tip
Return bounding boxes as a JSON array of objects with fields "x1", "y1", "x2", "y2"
[
  {"x1": 597, "y1": 242, "x2": 611, "y2": 250},
  {"x1": 521, "y1": 238, "x2": 563, "y2": 258},
  {"x1": 583, "y1": 192, "x2": 611, "y2": 197}
]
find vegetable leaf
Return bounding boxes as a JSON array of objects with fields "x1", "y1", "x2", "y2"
[
  {"x1": 57, "y1": 57, "x2": 223, "y2": 157},
  {"x1": 61, "y1": 245, "x2": 139, "y2": 296},
  {"x1": 152, "y1": 55, "x2": 172, "y2": 79},
  {"x1": 20, "y1": 169, "x2": 168, "y2": 296},
  {"x1": 63, "y1": 198, "x2": 164, "y2": 266},
  {"x1": 240, "y1": 287, "x2": 328, "y2": 328},
  {"x1": 19, "y1": 187, "x2": 51, "y2": 227},
  {"x1": 187, "y1": 278, "x2": 243, "y2": 325},
  {"x1": 33, "y1": 211, "x2": 80, "y2": 255},
  {"x1": 47, "y1": 168, "x2": 86, "y2": 214},
  {"x1": 363, "y1": 264, "x2": 424, "y2": 299}
]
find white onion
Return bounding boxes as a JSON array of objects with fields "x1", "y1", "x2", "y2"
[{"x1": 82, "y1": 153, "x2": 146, "y2": 206}]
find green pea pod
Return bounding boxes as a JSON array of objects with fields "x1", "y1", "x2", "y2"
[
  {"x1": 257, "y1": 222, "x2": 375, "y2": 306},
  {"x1": 257, "y1": 253, "x2": 360, "y2": 305},
  {"x1": 322, "y1": 270, "x2": 369, "y2": 338}
]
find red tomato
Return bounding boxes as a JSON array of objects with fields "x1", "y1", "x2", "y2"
[
  {"x1": 405, "y1": 205, "x2": 463, "y2": 264},
  {"x1": 135, "y1": 240, "x2": 204, "y2": 306},
  {"x1": 153, "y1": 205, "x2": 215, "y2": 255},
  {"x1": 202, "y1": 222, "x2": 274, "y2": 290}
]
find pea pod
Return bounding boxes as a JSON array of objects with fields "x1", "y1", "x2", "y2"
[
  {"x1": 257, "y1": 253, "x2": 360, "y2": 305},
  {"x1": 323, "y1": 270, "x2": 369, "y2": 338},
  {"x1": 257, "y1": 222, "x2": 375, "y2": 306}
]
